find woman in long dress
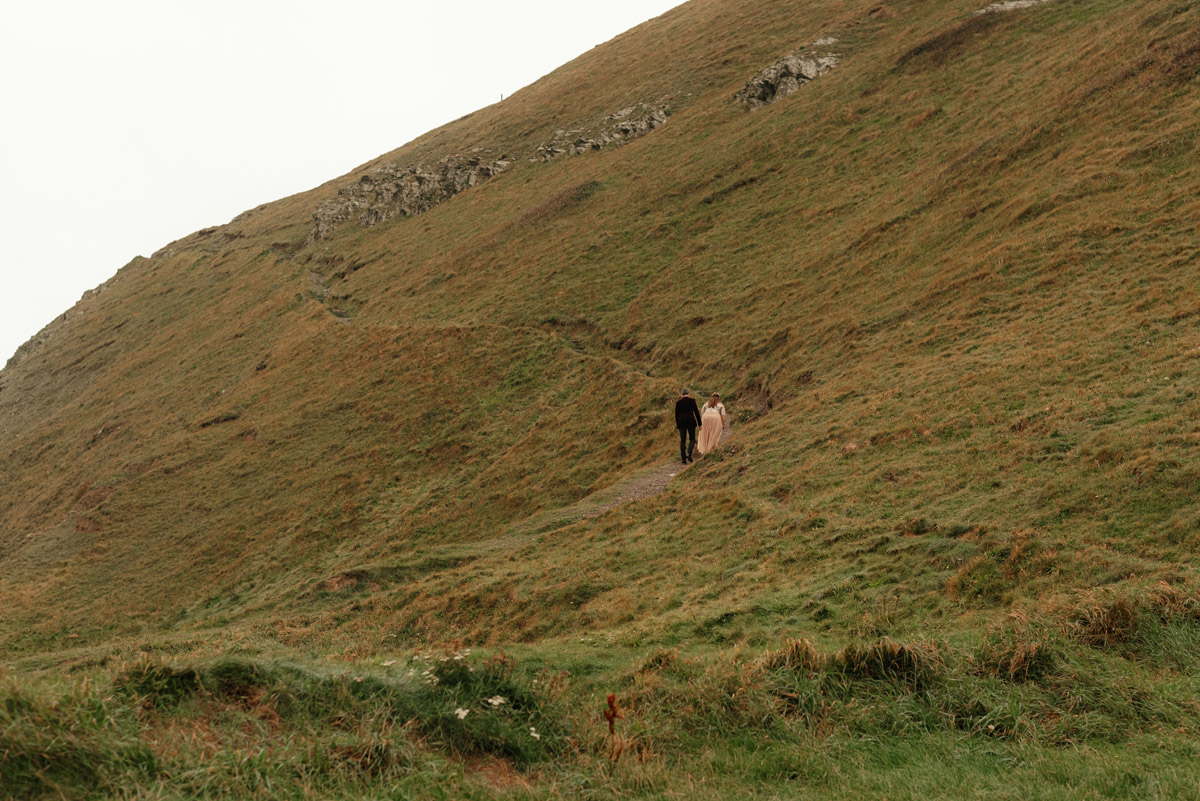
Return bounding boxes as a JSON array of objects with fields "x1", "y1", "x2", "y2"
[{"x1": 695, "y1": 393, "x2": 726, "y2": 456}]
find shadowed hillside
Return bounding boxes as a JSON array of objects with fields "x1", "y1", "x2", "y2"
[{"x1": 3, "y1": 0, "x2": 1200, "y2": 797}]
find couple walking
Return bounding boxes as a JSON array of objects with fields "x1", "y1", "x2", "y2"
[{"x1": 674, "y1": 388, "x2": 726, "y2": 464}]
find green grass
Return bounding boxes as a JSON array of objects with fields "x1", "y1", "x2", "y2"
[
  {"x1": 7, "y1": 588, "x2": 1200, "y2": 799},
  {"x1": 4, "y1": 652, "x2": 567, "y2": 799}
]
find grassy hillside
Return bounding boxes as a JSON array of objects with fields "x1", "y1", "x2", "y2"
[{"x1": 3, "y1": 0, "x2": 1200, "y2": 796}]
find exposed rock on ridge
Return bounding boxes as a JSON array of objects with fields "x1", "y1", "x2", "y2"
[
  {"x1": 533, "y1": 103, "x2": 669, "y2": 162},
  {"x1": 311, "y1": 101, "x2": 670, "y2": 240},
  {"x1": 976, "y1": 0, "x2": 1055, "y2": 14},
  {"x1": 736, "y1": 41, "x2": 840, "y2": 110},
  {"x1": 310, "y1": 151, "x2": 511, "y2": 242}
]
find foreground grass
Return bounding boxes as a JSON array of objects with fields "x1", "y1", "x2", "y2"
[{"x1": 6, "y1": 583, "x2": 1200, "y2": 799}]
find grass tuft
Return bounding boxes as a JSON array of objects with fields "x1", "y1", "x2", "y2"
[
  {"x1": 976, "y1": 614, "x2": 1060, "y2": 683},
  {"x1": 757, "y1": 637, "x2": 825, "y2": 673},
  {"x1": 1068, "y1": 594, "x2": 1141, "y2": 648},
  {"x1": 832, "y1": 638, "x2": 943, "y2": 689}
]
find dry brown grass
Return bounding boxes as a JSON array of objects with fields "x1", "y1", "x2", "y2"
[
  {"x1": 1068, "y1": 594, "x2": 1141, "y2": 648},
  {"x1": 2, "y1": 0, "x2": 1199, "y2": 666},
  {"x1": 895, "y1": 13, "x2": 1006, "y2": 70},
  {"x1": 517, "y1": 181, "x2": 602, "y2": 228},
  {"x1": 1138, "y1": 28, "x2": 1200, "y2": 85}
]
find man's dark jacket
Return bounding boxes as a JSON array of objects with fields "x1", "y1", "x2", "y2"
[{"x1": 675, "y1": 396, "x2": 703, "y2": 430}]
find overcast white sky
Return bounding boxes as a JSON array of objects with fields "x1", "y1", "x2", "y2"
[{"x1": 0, "y1": 0, "x2": 683, "y2": 365}]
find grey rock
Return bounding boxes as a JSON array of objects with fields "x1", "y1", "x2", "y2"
[
  {"x1": 736, "y1": 47, "x2": 840, "y2": 110},
  {"x1": 975, "y1": 0, "x2": 1053, "y2": 14},
  {"x1": 534, "y1": 103, "x2": 669, "y2": 162},
  {"x1": 310, "y1": 152, "x2": 511, "y2": 242}
]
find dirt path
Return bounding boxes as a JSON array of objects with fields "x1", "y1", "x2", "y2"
[
  {"x1": 470, "y1": 427, "x2": 733, "y2": 553},
  {"x1": 487, "y1": 427, "x2": 736, "y2": 546},
  {"x1": 581, "y1": 426, "x2": 733, "y2": 519}
]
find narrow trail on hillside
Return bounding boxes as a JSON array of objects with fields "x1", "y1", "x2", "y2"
[
  {"x1": 479, "y1": 427, "x2": 737, "y2": 551},
  {"x1": 299, "y1": 268, "x2": 734, "y2": 535},
  {"x1": 580, "y1": 426, "x2": 734, "y2": 520}
]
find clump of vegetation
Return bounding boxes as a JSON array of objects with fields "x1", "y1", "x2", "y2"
[
  {"x1": 975, "y1": 614, "x2": 1059, "y2": 683},
  {"x1": 757, "y1": 637, "x2": 824, "y2": 673},
  {"x1": 415, "y1": 650, "x2": 565, "y2": 767},
  {"x1": 831, "y1": 639, "x2": 943, "y2": 689},
  {"x1": 1067, "y1": 593, "x2": 1142, "y2": 648}
]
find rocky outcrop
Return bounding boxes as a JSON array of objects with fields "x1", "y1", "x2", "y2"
[
  {"x1": 534, "y1": 104, "x2": 669, "y2": 162},
  {"x1": 736, "y1": 41, "x2": 840, "y2": 110},
  {"x1": 975, "y1": 0, "x2": 1054, "y2": 13},
  {"x1": 310, "y1": 102, "x2": 670, "y2": 241},
  {"x1": 310, "y1": 103, "x2": 669, "y2": 240},
  {"x1": 310, "y1": 151, "x2": 511, "y2": 242}
]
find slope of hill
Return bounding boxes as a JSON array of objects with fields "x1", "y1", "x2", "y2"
[{"x1": 3, "y1": 0, "x2": 1200, "y2": 797}]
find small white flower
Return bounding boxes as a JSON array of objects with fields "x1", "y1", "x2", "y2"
[
  {"x1": 486, "y1": 695, "x2": 507, "y2": 707},
  {"x1": 455, "y1": 708, "x2": 470, "y2": 719},
  {"x1": 381, "y1": 660, "x2": 396, "y2": 667},
  {"x1": 529, "y1": 727, "x2": 541, "y2": 740}
]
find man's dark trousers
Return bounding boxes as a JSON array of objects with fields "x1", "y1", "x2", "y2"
[
  {"x1": 675, "y1": 394, "x2": 703, "y2": 463},
  {"x1": 679, "y1": 425, "x2": 697, "y2": 463}
]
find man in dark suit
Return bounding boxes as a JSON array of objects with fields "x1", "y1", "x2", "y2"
[{"x1": 675, "y1": 388, "x2": 703, "y2": 464}]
